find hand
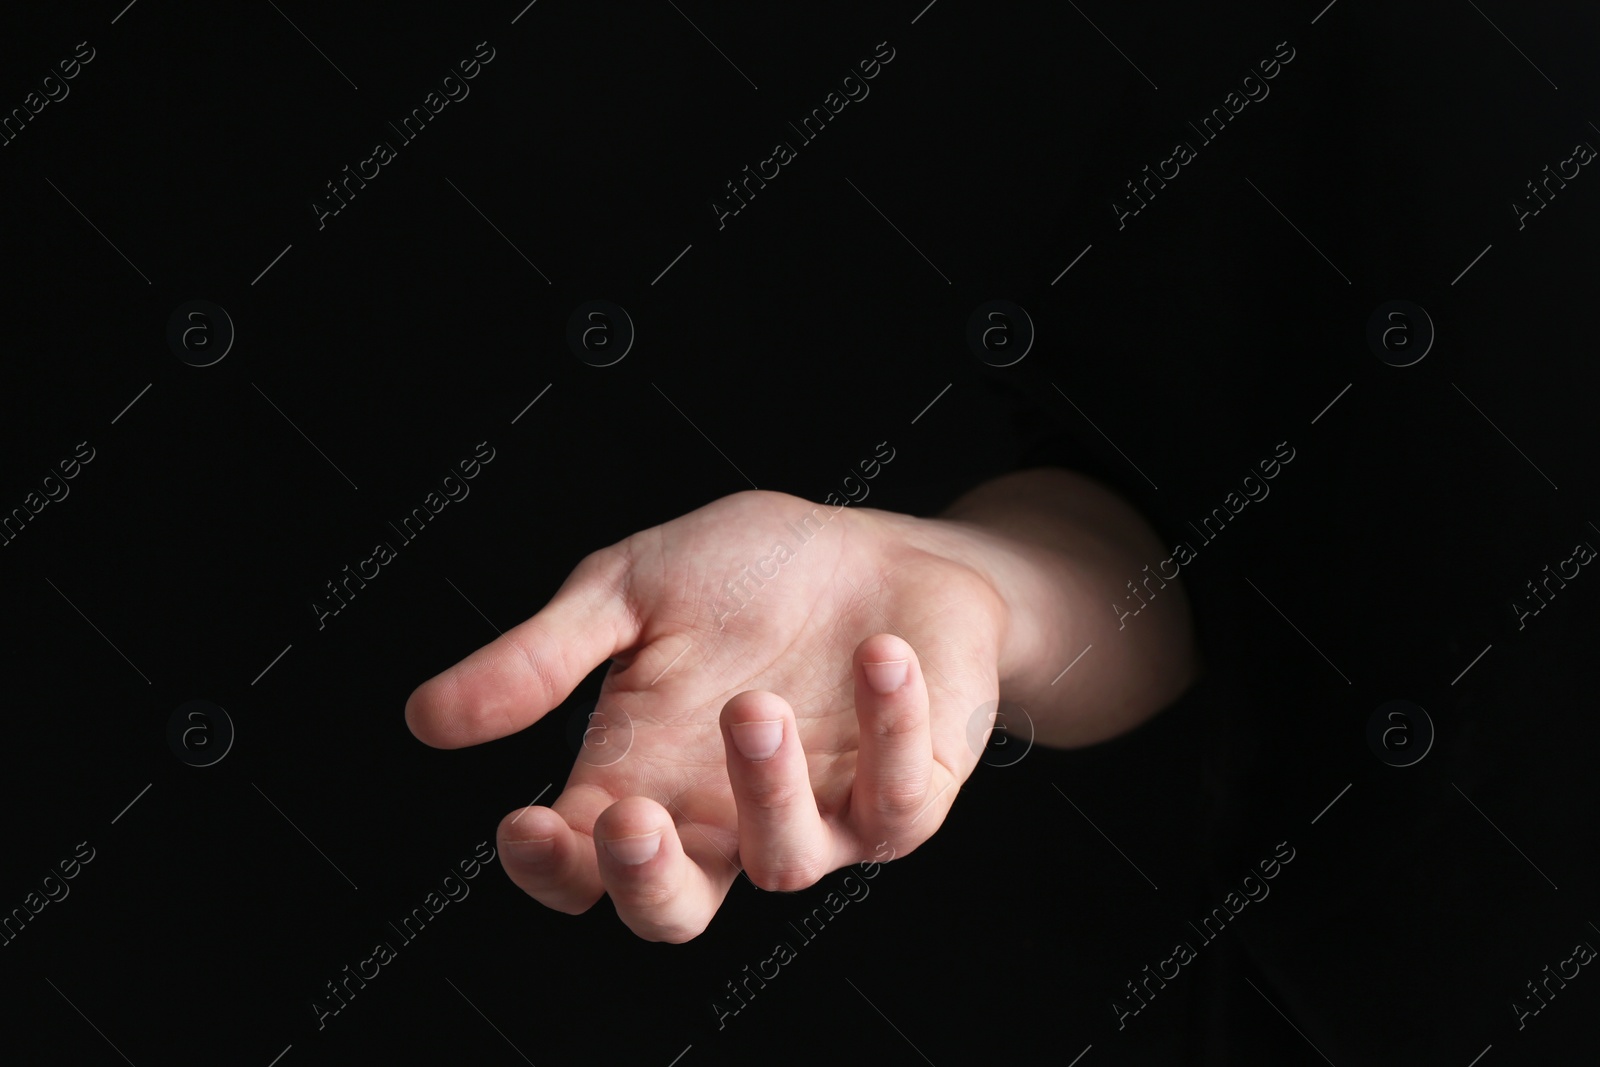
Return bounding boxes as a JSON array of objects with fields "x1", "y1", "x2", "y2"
[{"x1": 405, "y1": 490, "x2": 1008, "y2": 941}]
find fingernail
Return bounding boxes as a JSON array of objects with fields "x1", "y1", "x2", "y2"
[
  {"x1": 504, "y1": 836, "x2": 555, "y2": 862},
  {"x1": 604, "y1": 831, "x2": 662, "y2": 865},
  {"x1": 731, "y1": 719, "x2": 783, "y2": 761},
  {"x1": 863, "y1": 659, "x2": 908, "y2": 694}
]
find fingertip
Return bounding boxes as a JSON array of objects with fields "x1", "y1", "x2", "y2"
[
  {"x1": 721, "y1": 690, "x2": 794, "y2": 762},
  {"x1": 856, "y1": 633, "x2": 915, "y2": 694},
  {"x1": 498, "y1": 804, "x2": 565, "y2": 845},
  {"x1": 593, "y1": 798, "x2": 720, "y2": 941},
  {"x1": 496, "y1": 805, "x2": 602, "y2": 915},
  {"x1": 404, "y1": 669, "x2": 491, "y2": 750},
  {"x1": 593, "y1": 796, "x2": 675, "y2": 870}
]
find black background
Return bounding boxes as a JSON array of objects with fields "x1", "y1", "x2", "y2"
[{"x1": 2, "y1": 1, "x2": 1598, "y2": 1064}]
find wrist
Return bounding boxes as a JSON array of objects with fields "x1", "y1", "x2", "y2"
[
  {"x1": 870, "y1": 467, "x2": 1198, "y2": 747},
  {"x1": 866, "y1": 507, "x2": 1052, "y2": 700}
]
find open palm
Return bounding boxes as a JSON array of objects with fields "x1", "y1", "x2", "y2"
[{"x1": 406, "y1": 489, "x2": 1006, "y2": 941}]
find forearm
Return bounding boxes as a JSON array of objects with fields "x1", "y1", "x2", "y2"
[{"x1": 888, "y1": 467, "x2": 1198, "y2": 747}]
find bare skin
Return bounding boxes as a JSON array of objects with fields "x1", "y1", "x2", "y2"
[{"x1": 405, "y1": 468, "x2": 1197, "y2": 941}]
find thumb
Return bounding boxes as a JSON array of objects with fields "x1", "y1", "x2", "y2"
[{"x1": 406, "y1": 546, "x2": 641, "y2": 748}]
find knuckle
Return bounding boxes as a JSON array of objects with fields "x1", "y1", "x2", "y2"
[
  {"x1": 618, "y1": 877, "x2": 679, "y2": 913},
  {"x1": 870, "y1": 777, "x2": 928, "y2": 819},
  {"x1": 876, "y1": 830, "x2": 924, "y2": 862},
  {"x1": 740, "y1": 774, "x2": 805, "y2": 813},
  {"x1": 869, "y1": 705, "x2": 925, "y2": 738},
  {"x1": 628, "y1": 908, "x2": 710, "y2": 943},
  {"x1": 502, "y1": 630, "x2": 563, "y2": 707},
  {"x1": 747, "y1": 853, "x2": 828, "y2": 893},
  {"x1": 538, "y1": 892, "x2": 598, "y2": 917}
]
